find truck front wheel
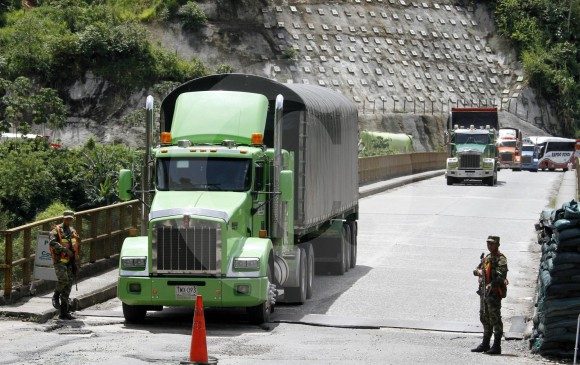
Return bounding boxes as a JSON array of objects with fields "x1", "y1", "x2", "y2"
[
  {"x1": 248, "y1": 265, "x2": 274, "y2": 324},
  {"x1": 122, "y1": 303, "x2": 147, "y2": 324},
  {"x1": 446, "y1": 176, "x2": 454, "y2": 186}
]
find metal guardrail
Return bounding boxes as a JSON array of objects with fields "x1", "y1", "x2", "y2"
[
  {"x1": 1, "y1": 200, "x2": 140, "y2": 300},
  {"x1": 359, "y1": 152, "x2": 447, "y2": 185}
]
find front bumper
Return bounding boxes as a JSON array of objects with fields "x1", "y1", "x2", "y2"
[
  {"x1": 118, "y1": 276, "x2": 268, "y2": 308},
  {"x1": 499, "y1": 161, "x2": 521, "y2": 169},
  {"x1": 446, "y1": 169, "x2": 494, "y2": 178},
  {"x1": 521, "y1": 162, "x2": 538, "y2": 171}
]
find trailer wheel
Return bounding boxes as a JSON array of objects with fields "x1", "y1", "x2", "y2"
[
  {"x1": 349, "y1": 221, "x2": 357, "y2": 269},
  {"x1": 122, "y1": 303, "x2": 147, "y2": 324},
  {"x1": 248, "y1": 265, "x2": 274, "y2": 324},
  {"x1": 305, "y1": 243, "x2": 315, "y2": 299},
  {"x1": 329, "y1": 226, "x2": 348, "y2": 276},
  {"x1": 284, "y1": 247, "x2": 307, "y2": 304},
  {"x1": 343, "y1": 224, "x2": 351, "y2": 272}
]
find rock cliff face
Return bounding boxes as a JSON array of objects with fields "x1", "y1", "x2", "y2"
[{"x1": 56, "y1": 0, "x2": 557, "y2": 150}]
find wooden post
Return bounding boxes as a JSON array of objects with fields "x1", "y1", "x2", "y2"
[
  {"x1": 76, "y1": 216, "x2": 83, "y2": 265},
  {"x1": 22, "y1": 228, "x2": 31, "y2": 286},
  {"x1": 4, "y1": 232, "x2": 13, "y2": 300},
  {"x1": 105, "y1": 208, "x2": 112, "y2": 258},
  {"x1": 90, "y1": 211, "x2": 98, "y2": 263}
]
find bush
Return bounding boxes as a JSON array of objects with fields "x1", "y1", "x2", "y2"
[
  {"x1": 177, "y1": 1, "x2": 207, "y2": 30},
  {"x1": 215, "y1": 64, "x2": 234, "y2": 74},
  {"x1": 0, "y1": 139, "x2": 142, "y2": 227}
]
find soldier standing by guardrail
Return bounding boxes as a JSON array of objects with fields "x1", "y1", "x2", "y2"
[
  {"x1": 49, "y1": 210, "x2": 80, "y2": 320},
  {"x1": 471, "y1": 235, "x2": 508, "y2": 355}
]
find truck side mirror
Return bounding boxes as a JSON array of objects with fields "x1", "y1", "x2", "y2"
[
  {"x1": 118, "y1": 169, "x2": 133, "y2": 201},
  {"x1": 280, "y1": 170, "x2": 293, "y2": 202}
]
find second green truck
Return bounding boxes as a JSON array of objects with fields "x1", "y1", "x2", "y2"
[{"x1": 445, "y1": 107, "x2": 499, "y2": 186}]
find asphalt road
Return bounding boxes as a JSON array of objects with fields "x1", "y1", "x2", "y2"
[{"x1": 0, "y1": 170, "x2": 566, "y2": 364}]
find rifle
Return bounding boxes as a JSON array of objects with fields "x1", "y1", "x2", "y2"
[
  {"x1": 65, "y1": 232, "x2": 79, "y2": 291},
  {"x1": 477, "y1": 252, "x2": 486, "y2": 314}
]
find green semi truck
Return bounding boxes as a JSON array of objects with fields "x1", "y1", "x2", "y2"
[
  {"x1": 445, "y1": 108, "x2": 499, "y2": 186},
  {"x1": 116, "y1": 74, "x2": 359, "y2": 324}
]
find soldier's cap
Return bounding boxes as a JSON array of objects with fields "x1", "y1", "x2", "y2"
[
  {"x1": 486, "y1": 235, "x2": 500, "y2": 245},
  {"x1": 63, "y1": 210, "x2": 75, "y2": 219}
]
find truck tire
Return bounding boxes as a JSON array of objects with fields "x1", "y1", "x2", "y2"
[
  {"x1": 349, "y1": 221, "x2": 357, "y2": 269},
  {"x1": 122, "y1": 303, "x2": 147, "y2": 324},
  {"x1": 343, "y1": 224, "x2": 352, "y2": 272},
  {"x1": 305, "y1": 243, "x2": 315, "y2": 299},
  {"x1": 563, "y1": 168, "x2": 569, "y2": 172},
  {"x1": 248, "y1": 265, "x2": 274, "y2": 324},
  {"x1": 284, "y1": 247, "x2": 307, "y2": 304},
  {"x1": 446, "y1": 176, "x2": 454, "y2": 185},
  {"x1": 329, "y1": 226, "x2": 348, "y2": 276},
  {"x1": 485, "y1": 176, "x2": 494, "y2": 186}
]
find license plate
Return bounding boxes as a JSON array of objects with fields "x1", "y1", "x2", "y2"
[
  {"x1": 465, "y1": 171, "x2": 475, "y2": 174},
  {"x1": 175, "y1": 285, "x2": 197, "y2": 300}
]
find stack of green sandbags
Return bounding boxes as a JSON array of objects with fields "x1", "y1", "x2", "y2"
[{"x1": 531, "y1": 200, "x2": 580, "y2": 358}]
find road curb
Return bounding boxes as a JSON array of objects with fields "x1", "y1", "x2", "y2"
[{"x1": 359, "y1": 170, "x2": 445, "y2": 199}]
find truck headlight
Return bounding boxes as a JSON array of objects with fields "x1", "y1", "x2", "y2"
[
  {"x1": 482, "y1": 158, "x2": 494, "y2": 169},
  {"x1": 121, "y1": 256, "x2": 147, "y2": 270},
  {"x1": 233, "y1": 257, "x2": 260, "y2": 270},
  {"x1": 447, "y1": 157, "x2": 458, "y2": 168}
]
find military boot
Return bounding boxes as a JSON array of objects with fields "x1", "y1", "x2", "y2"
[
  {"x1": 471, "y1": 335, "x2": 491, "y2": 352},
  {"x1": 51, "y1": 291, "x2": 60, "y2": 309},
  {"x1": 59, "y1": 301, "x2": 75, "y2": 320},
  {"x1": 486, "y1": 335, "x2": 501, "y2": 355}
]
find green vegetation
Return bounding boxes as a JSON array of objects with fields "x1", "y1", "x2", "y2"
[
  {"x1": 359, "y1": 132, "x2": 396, "y2": 157},
  {"x1": 0, "y1": 76, "x2": 67, "y2": 134},
  {"x1": 0, "y1": 139, "x2": 142, "y2": 229},
  {"x1": 0, "y1": 1, "x2": 207, "y2": 90},
  {"x1": 482, "y1": 0, "x2": 579, "y2": 135}
]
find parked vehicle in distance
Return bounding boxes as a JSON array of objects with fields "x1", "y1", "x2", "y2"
[
  {"x1": 496, "y1": 128, "x2": 522, "y2": 171},
  {"x1": 521, "y1": 143, "x2": 539, "y2": 172},
  {"x1": 535, "y1": 137, "x2": 575, "y2": 171}
]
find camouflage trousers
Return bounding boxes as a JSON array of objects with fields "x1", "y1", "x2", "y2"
[
  {"x1": 54, "y1": 263, "x2": 74, "y2": 303},
  {"x1": 480, "y1": 296, "x2": 503, "y2": 338}
]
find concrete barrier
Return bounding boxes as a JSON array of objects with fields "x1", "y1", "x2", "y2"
[{"x1": 359, "y1": 152, "x2": 447, "y2": 185}]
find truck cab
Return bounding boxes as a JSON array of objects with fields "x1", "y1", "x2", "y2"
[
  {"x1": 446, "y1": 126, "x2": 497, "y2": 186},
  {"x1": 496, "y1": 128, "x2": 523, "y2": 171}
]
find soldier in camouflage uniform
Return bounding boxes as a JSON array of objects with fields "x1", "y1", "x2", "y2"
[
  {"x1": 49, "y1": 210, "x2": 80, "y2": 320},
  {"x1": 471, "y1": 235, "x2": 508, "y2": 355}
]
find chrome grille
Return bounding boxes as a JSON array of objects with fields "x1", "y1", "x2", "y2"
[
  {"x1": 500, "y1": 152, "x2": 513, "y2": 162},
  {"x1": 522, "y1": 156, "x2": 532, "y2": 164},
  {"x1": 459, "y1": 154, "x2": 481, "y2": 169},
  {"x1": 154, "y1": 220, "x2": 221, "y2": 275}
]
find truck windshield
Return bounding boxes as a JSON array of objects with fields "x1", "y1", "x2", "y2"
[
  {"x1": 156, "y1": 157, "x2": 252, "y2": 192},
  {"x1": 522, "y1": 145, "x2": 535, "y2": 152},
  {"x1": 499, "y1": 141, "x2": 516, "y2": 148},
  {"x1": 454, "y1": 133, "x2": 489, "y2": 144}
]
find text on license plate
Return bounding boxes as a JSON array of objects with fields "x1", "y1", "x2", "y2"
[{"x1": 175, "y1": 285, "x2": 197, "y2": 299}]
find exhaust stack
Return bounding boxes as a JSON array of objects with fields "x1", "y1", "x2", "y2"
[
  {"x1": 271, "y1": 94, "x2": 284, "y2": 239},
  {"x1": 142, "y1": 95, "x2": 154, "y2": 235}
]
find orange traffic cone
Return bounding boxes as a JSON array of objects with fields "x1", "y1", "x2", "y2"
[{"x1": 181, "y1": 295, "x2": 218, "y2": 365}]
